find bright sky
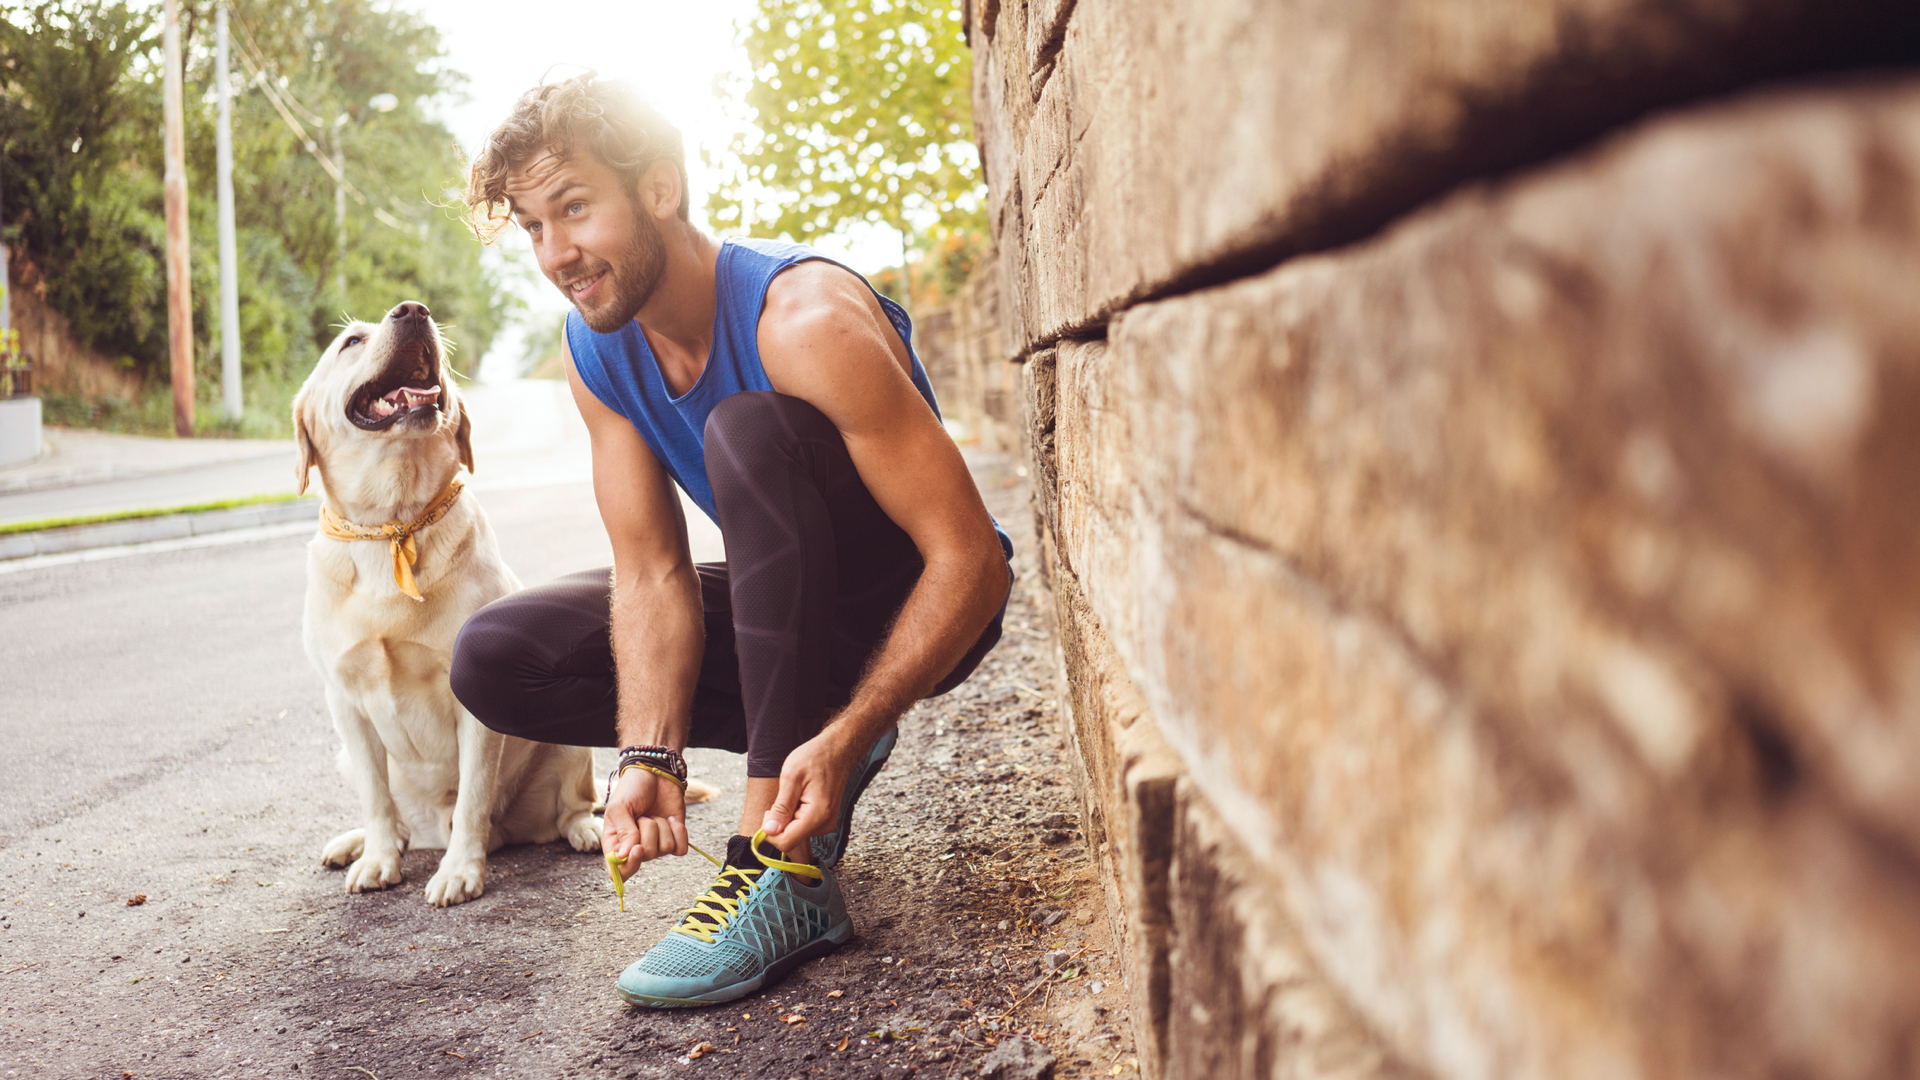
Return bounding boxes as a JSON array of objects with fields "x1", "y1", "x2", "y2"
[{"x1": 402, "y1": 0, "x2": 905, "y2": 378}]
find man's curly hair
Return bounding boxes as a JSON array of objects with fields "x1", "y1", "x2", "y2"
[{"x1": 464, "y1": 71, "x2": 689, "y2": 241}]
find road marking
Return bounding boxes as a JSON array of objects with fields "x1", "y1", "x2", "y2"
[{"x1": 0, "y1": 520, "x2": 313, "y2": 575}]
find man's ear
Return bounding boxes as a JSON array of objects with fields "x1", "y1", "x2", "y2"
[
  {"x1": 292, "y1": 390, "x2": 319, "y2": 495},
  {"x1": 639, "y1": 157, "x2": 682, "y2": 221},
  {"x1": 455, "y1": 405, "x2": 475, "y2": 475}
]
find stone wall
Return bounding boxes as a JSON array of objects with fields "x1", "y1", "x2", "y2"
[{"x1": 949, "y1": 1, "x2": 1920, "y2": 1078}]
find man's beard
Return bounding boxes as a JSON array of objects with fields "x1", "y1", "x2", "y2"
[{"x1": 569, "y1": 207, "x2": 667, "y2": 333}]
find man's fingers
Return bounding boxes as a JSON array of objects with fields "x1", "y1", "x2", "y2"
[
  {"x1": 670, "y1": 815, "x2": 689, "y2": 858},
  {"x1": 760, "y1": 771, "x2": 803, "y2": 842},
  {"x1": 786, "y1": 786, "x2": 834, "y2": 843}
]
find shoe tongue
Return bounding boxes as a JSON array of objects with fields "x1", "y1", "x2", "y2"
[{"x1": 723, "y1": 834, "x2": 759, "y2": 869}]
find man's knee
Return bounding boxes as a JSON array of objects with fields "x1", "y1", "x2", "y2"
[
  {"x1": 448, "y1": 602, "x2": 525, "y2": 730},
  {"x1": 703, "y1": 391, "x2": 837, "y2": 485}
]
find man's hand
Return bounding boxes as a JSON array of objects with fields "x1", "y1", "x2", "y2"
[
  {"x1": 759, "y1": 728, "x2": 858, "y2": 856},
  {"x1": 604, "y1": 768, "x2": 690, "y2": 880}
]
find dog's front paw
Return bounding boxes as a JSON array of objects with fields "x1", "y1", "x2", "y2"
[
  {"x1": 321, "y1": 828, "x2": 366, "y2": 868},
  {"x1": 424, "y1": 853, "x2": 486, "y2": 907},
  {"x1": 343, "y1": 847, "x2": 404, "y2": 893},
  {"x1": 563, "y1": 812, "x2": 603, "y2": 853}
]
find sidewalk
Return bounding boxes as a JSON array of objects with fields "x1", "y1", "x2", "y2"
[{"x1": 0, "y1": 380, "x2": 607, "y2": 559}]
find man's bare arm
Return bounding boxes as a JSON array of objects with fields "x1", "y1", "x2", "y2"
[
  {"x1": 563, "y1": 333, "x2": 701, "y2": 870},
  {"x1": 754, "y1": 261, "x2": 1011, "y2": 847}
]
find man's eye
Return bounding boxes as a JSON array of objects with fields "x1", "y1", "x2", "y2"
[
  {"x1": 566, "y1": 201, "x2": 585, "y2": 215},
  {"x1": 526, "y1": 221, "x2": 542, "y2": 235}
]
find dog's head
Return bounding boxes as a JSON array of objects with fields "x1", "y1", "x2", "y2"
[{"x1": 292, "y1": 301, "x2": 473, "y2": 497}]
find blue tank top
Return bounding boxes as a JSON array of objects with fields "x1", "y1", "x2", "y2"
[{"x1": 567, "y1": 237, "x2": 1011, "y2": 555}]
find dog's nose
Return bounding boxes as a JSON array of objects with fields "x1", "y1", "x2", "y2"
[{"x1": 388, "y1": 301, "x2": 431, "y2": 322}]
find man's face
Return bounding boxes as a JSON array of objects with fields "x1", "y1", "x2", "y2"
[{"x1": 506, "y1": 152, "x2": 666, "y2": 333}]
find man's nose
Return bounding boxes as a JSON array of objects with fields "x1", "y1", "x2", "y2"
[{"x1": 388, "y1": 301, "x2": 431, "y2": 322}]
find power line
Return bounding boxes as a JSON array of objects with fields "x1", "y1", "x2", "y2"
[{"x1": 226, "y1": 20, "x2": 406, "y2": 231}]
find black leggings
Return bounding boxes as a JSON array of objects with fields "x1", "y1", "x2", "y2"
[{"x1": 449, "y1": 391, "x2": 1008, "y2": 777}]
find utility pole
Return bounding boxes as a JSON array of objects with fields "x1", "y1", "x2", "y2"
[
  {"x1": 215, "y1": 3, "x2": 241, "y2": 422},
  {"x1": 333, "y1": 115, "x2": 347, "y2": 303},
  {"x1": 162, "y1": 0, "x2": 194, "y2": 436}
]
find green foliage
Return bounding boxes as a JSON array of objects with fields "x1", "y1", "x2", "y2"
[
  {"x1": 871, "y1": 227, "x2": 988, "y2": 309},
  {"x1": 0, "y1": 0, "x2": 514, "y2": 436},
  {"x1": 706, "y1": 0, "x2": 984, "y2": 249}
]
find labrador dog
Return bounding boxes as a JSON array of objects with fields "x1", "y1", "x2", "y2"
[{"x1": 293, "y1": 300, "x2": 601, "y2": 906}]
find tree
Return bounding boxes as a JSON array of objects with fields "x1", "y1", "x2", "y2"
[
  {"x1": 0, "y1": 0, "x2": 513, "y2": 435},
  {"x1": 705, "y1": 0, "x2": 984, "y2": 261}
]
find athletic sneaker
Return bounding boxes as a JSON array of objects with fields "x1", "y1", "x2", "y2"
[
  {"x1": 810, "y1": 724, "x2": 898, "y2": 869},
  {"x1": 617, "y1": 833, "x2": 851, "y2": 1008}
]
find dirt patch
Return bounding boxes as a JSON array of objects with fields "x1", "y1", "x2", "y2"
[{"x1": 568, "y1": 450, "x2": 1139, "y2": 1080}]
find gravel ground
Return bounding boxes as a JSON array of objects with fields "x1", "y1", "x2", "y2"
[{"x1": 0, "y1": 451, "x2": 1136, "y2": 1080}]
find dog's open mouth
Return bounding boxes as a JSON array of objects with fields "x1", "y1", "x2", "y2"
[{"x1": 348, "y1": 338, "x2": 443, "y2": 431}]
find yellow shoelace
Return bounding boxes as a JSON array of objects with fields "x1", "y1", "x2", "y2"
[
  {"x1": 662, "y1": 830, "x2": 823, "y2": 942},
  {"x1": 605, "y1": 839, "x2": 722, "y2": 913}
]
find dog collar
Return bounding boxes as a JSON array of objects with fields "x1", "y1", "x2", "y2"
[{"x1": 317, "y1": 476, "x2": 466, "y2": 602}]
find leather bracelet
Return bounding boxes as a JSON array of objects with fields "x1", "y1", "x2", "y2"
[
  {"x1": 616, "y1": 744, "x2": 687, "y2": 783},
  {"x1": 605, "y1": 762, "x2": 687, "y2": 806}
]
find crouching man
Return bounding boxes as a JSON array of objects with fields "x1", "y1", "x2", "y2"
[{"x1": 449, "y1": 73, "x2": 1012, "y2": 1007}]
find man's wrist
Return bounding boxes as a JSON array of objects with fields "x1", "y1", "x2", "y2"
[{"x1": 617, "y1": 745, "x2": 688, "y2": 783}]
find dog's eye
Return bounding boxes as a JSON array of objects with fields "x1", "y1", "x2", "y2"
[{"x1": 343, "y1": 335, "x2": 364, "y2": 349}]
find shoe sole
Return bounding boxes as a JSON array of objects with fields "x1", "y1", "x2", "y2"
[
  {"x1": 616, "y1": 916, "x2": 854, "y2": 1009},
  {"x1": 813, "y1": 726, "x2": 897, "y2": 870}
]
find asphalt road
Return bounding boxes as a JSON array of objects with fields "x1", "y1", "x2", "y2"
[
  {"x1": 0, "y1": 429, "x2": 1133, "y2": 1080},
  {"x1": 0, "y1": 476, "x2": 753, "y2": 1078}
]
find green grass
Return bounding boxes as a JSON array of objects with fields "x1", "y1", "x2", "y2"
[
  {"x1": 0, "y1": 491, "x2": 314, "y2": 537},
  {"x1": 40, "y1": 375, "x2": 303, "y2": 440}
]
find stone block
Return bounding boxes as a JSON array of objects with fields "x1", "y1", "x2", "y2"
[
  {"x1": 980, "y1": 0, "x2": 1920, "y2": 350},
  {"x1": 1053, "y1": 81, "x2": 1920, "y2": 1079},
  {"x1": 1167, "y1": 785, "x2": 1412, "y2": 1080}
]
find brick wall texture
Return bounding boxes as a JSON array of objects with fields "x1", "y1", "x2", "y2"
[{"x1": 924, "y1": 1, "x2": 1920, "y2": 1078}]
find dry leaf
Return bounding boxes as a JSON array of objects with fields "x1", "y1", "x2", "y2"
[
  {"x1": 125, "y1": 894, "x2": 146, "y2": 907},
  {"x1": 835, "y1": 1035, "x2": 849, "y2": 1052},
  {"x1": 688, "y1": 1041, "x2": 714, "y2": 1060},
  {"x1": 827, "y1": 989, "x2": 844, "y2": 998},
  {"x1": 780, "y1": 1013, "x2": 806, "y2": 1025}
]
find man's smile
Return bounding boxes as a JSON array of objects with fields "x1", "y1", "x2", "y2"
[{"x1": 568, "y1": 272, "x2": 606, "y2": 300}]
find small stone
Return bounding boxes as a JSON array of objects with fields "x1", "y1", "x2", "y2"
[
  {"x1": 1041, "y1": 909, "x2": 1068, "y2": 928},
  {"x1": 945, "y1": 1006, "x2": 972, "y2": 1020},
  {"x1": 1041, "y1": 813, "x2": 1072, "y2": 830},
  {"x1": 881, "y1": 956, "x2": 894, "y2": 964},
  {"x1": 1042, "y1": 830, "x2": 1071, "y2": 846},
  {"x1": 979, "y1": 1033, "x2": 1056, "y2": 1080},
  {"x1": 998, "y1": 920, "x2": 1011, "y2": 932},
  {"x1": 1089, "y1": 980, "x2": 1105, "y2": 994},
  {"x1": 1044, "y1": 949, "x2": 1072, "y2": 971}
]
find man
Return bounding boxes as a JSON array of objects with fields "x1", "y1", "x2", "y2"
[{"x1": 450, "y1": 73, "x2": 1012, "y2": 1008}]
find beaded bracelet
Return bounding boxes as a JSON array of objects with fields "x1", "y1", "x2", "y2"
[
  {"x1": 604, "y1": 761, "x2": 687, "y2": 806},
  {"x1": 616, "y1": 744, "x2": 687, "y2": 783}
]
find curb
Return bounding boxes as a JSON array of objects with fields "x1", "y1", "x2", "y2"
[{"x1": 0, "y1": 499, "x2": 317, "y2": 560}]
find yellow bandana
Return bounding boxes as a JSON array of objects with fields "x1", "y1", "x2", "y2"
[{"x1": 317, "y1": 477, "x2": 465, "y2": 601}]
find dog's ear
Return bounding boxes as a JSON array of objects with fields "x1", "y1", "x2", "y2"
[
  {"x1": 293, "y1": 390, "x2": 318, "y2": 496},
  {"x1": 455, "y1": 404, "x2": 475, "y2": 475}
]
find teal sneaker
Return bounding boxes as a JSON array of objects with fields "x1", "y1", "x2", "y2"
[
  {"x1": 810, "y1": 724, "x2": 897, "y2": 869},
  {"x1": 617, "y1": 832, "x2": 851, "y2": 1008}
]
